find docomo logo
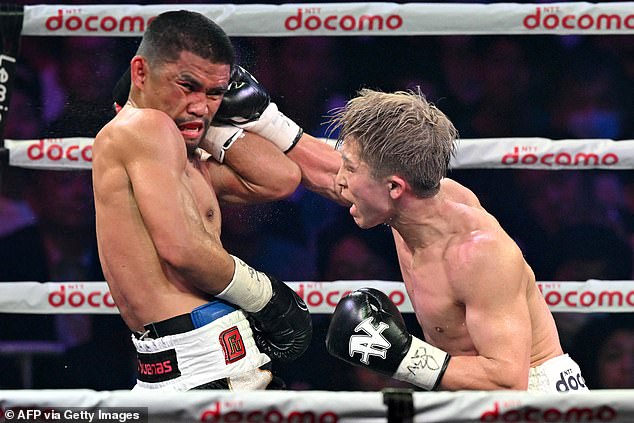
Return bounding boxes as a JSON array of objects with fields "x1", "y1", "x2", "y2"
[
  {"x1": 49, "y1": 284, "x2": 116, "y2": 308},
  {"x1": 27, "y1": 139, "x2": 92, "y2": 163},
  {"x1": 538, "y1": 285, "x2": 634, "y2": 309},
  {"x1": 45, "y1": 9, "x2": 152, "y2": 33},
  {"x1": 480, "y1": 401, "x2": 617, "y2": 422},
  {"x1": 502, "y1": 146, "x2": 618, "y2": 167},
  {"x1": 285, "y1": 8, "x2": 403, "y2": 32},
  {"x1": 200, "y1": 401, "x2": 338, "y2": 422},
  {"x1": 556, "y1": 370, "x2": 587, "y2": 392},
  {"x1": 295, "y1": 283, "x2": 407, "y2": 309},
  {"x1": 523, "y1": 6, "x2": 634, "y2": 31}
]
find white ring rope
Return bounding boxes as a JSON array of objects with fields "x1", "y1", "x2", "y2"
[
  {"x1": 0, "y1": 280, "x2": 632, "y2": 315},
  {"x1": 19, "y1": 2, "x2": 634, "y2": 37},
  {"x1": 0, "y1": 389, "x2": 632, "y2": 422},
  {"x1": 4, "y1": 137, "x2": 634, "y2": 171}
]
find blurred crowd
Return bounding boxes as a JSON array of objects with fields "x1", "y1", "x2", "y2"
[{"x1": 0, "y1": 5, "x2": 633, "y2": 391}]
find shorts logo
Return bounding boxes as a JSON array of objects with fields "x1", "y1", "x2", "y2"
[
  {"x1": 555, "y1": 369, "x2": 587, "y2": 392},
  {"x1": 136, "y1": 349, "x2": 181, "y2": 383},
  {"x1": 220, "y1": 326, "x2": 246, "y2": 364}
]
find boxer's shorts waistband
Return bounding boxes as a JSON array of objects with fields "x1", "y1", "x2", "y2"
[{"x1": 140, "y1": 299, "x2": 238, "y2": 339}]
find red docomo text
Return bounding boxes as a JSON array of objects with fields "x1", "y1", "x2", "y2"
[
  {"x1": 27, "y1": 139, "x2": 92, "y2": 162},
  {"x1": 285, "y1": 9, "x2": 403, "y2": 32},
  {"x1": 49, "y1": 284, "x2": 116, "y2": 308},
  {"x1": 45, "y1": 9, "x2": 152, "y2": 33}
]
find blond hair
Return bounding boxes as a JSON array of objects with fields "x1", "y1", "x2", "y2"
[{"x1": 330, "y1": 88, "x2": 457, "y2": 197}]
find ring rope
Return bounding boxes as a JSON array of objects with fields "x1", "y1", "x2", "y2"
[
  {"x1": 18, "y1": 2, "x2": 634, "y2": 37},
  {"x1": 0, "y1": 389, "x2": 632, "y2": 422},
  {"x1": 3, "y1": 137, "x2": 634, "y2": 171},
  {"x1": 0, "y1": 280, "x2": 632, "y2": 315}
]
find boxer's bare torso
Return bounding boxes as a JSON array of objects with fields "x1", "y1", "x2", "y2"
[
  {"x1": 392, "y1": 179, "x2": 563, "y2": 389},
  {"x1": 93, "y1": 105, "x2": 221, "y2": 332}
]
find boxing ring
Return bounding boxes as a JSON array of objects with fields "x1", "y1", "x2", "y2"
[{"x1": 1, "y1": 2, "x2": 634, "y2": 422}]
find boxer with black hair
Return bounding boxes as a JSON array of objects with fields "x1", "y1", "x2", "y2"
[{"x1": 94, "y1": 10, "x2": 311, "y2": 391}]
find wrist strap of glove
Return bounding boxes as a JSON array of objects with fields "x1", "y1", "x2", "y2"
[
  {"x1": 199, "y1": 125, "x2": 244, "y2": 163},
  {"x1": 216, "y1": 255, "x2": 272, "y2": 313},
  {"x1": 394, "y1": 336, "x2": 450, "y2": 391},
  {"x1": 238, "y1": 102, "x2": 303, "y2": 153}
]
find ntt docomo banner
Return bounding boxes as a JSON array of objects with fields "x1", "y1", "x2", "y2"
[
  {"x1": 452, "y1": 138, "x2": 634, "y2": 170},
  {"x1": 0, "y1": 280, "x2": 633, "y2": 315},
  {"x1": 538, "y1": 280, "x2": 634, "y2": 313},
  {"x1": 20, "y1": 2, "x2": 634, "y2": 37},
  {"x1": 5, "y1": 138, "x2": 92, "y2": 170},
  {"x1": 0, "y1": 281, "x2": 409, "y2": 315},
  {"x1": 7, "y1": 137, "x2": 634, "y2": 171},
  {"x1": 1, "y1": 389, "x2": 633, "y2": 423},
  {"x1": 0, "y1": 282, "x2": 117, "y2": 314}
]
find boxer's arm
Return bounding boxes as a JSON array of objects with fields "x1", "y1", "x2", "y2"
[
  {"x1": 286, "y1": 134, "x2": 349, "y2": 206},
  {"x1": 439, "y1": 236, "x2": 532, "y2": 390},
  {"x1": 232, "y1": 103, "x2": 349, "y2": 206},
  {"x1": 204, "y1": 130, "x2": 301, "y2": 204},
  {"x1": 203, "y1": 65, "x2": 347, "y2": 205},
  {"x1": 119, "y1": 110, "x2": 235, "y2": 291}
]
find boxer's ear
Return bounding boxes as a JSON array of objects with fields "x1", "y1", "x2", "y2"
[
  {"x1": 387, "y1": 175, "x2": 406, "y2": 199},
  {"x1": 130, "y1": 56, "x2": 148, "y2": 89}
]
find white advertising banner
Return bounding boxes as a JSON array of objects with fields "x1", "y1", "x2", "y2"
[
  {"x1": 0, "y1": 280, "x2": 632, "y2": 315},
  {"x1": 5, "y1": 138, "x2": 93, "y2": 170},
  {"x1": 20, "y1": 3, "x2": 634, "y2": 37},
  {"x1": 0, "y1": 389, "x2": 633, "y2": 422},
  {"x1": 412, "y1": 390, "x2": 634, "y2": 422},
  {"x1": 452, "y1": 138, "x2": 634, "y2": 170},
  {"x1": 5, "y1": 137, "x2": 634, "y2": 171}
]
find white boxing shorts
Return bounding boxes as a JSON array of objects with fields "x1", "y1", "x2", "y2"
[
  {"x1": 131, "y1": 309, "x2": 271, "y2": 391},
  {"x1": 528, "y1": 354, "x2": 589, "y2": 393}
]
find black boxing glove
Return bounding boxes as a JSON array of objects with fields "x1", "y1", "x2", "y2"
[
  {"x1": 326, "y1": 288, "x2": 450, "y2": 391},
  {"x1": 247, "y1": 275, "x2": 312, "y2": 362},
  {"x1": 215, "y1": 256, "x2": 311, "y2": 362},
  {"x1": 215, "y1": 66, "x2": 303, "y2": 153},
  {"x1": 214, "y1": 65, "x2": 270, "y2": 124}
]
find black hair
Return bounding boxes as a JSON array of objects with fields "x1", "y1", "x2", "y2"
[{"x1": 137, "y1": 10, "x2": 234, "y2": 67}]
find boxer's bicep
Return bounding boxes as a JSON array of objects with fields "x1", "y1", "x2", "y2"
[{"x1": 457, "y1": 235, "x2": 532, "y2": 388}]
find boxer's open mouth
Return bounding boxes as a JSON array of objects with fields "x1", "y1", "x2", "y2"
[{"x1": 179, "y1": 121, "x2": 204, "y2": 139}]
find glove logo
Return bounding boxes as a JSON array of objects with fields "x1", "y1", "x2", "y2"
[
  {"x1": 227, "y1": 81, "x2": 247, "y2": 90},
  {"x1": 349, "y1": 317, "x2": 391, "y2": 364}
]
